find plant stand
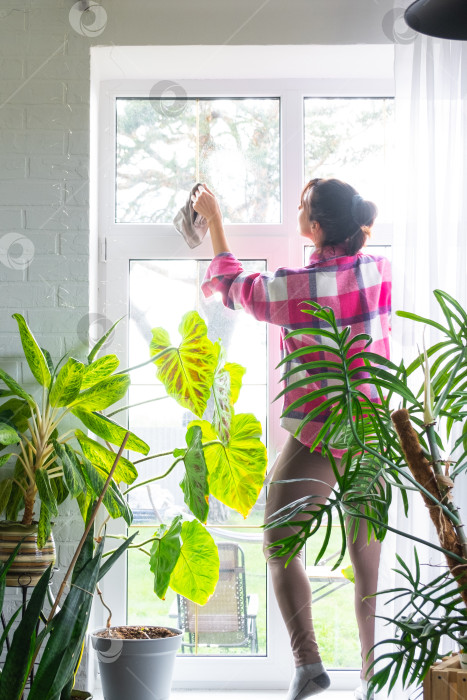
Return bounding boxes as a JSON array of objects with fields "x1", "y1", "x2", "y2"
[{"x1": 424, "y1": 654, "x2": 467, "y2": 699}]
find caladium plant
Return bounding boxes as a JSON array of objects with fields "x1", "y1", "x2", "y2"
[{"x1": 0, "y1": 310, "x2": 267, "y2": 605}]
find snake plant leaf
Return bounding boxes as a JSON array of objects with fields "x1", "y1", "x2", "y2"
[
  {"x1": 28, "y1": 539, "x2": 106, "y2": 700},
  {"x1": 0, "y1": 480, "x2": 12, "y2": 513},
  {"x1": 0, "y1": 422, "x2": 20, "y2": 447},
  {"x1": 37, "y1": 503, "x2": 53, "y2": 549},
  {"x1": 71, "y1": 408, "x2": 149, "y2": 455},
  {"x1": 53, "y1": 441, "x2": 86, "y2": 498},
  {"x1": 70, "y1": 373, "x2": 131, "y2": 412},
  {"x1": 224, "y1": 362, "x2": 246, "y2": 406},
  {"x1": 49, "y1": 358, "x2": 84, "y2": 407},
  {"x1": 149, "y1": 515, "x2": 183, "y2": 600},
  {"x1": 169, "y1": 520, "x2": 219, "y2": 605},
  {"x1": 78, "y1": 456, "x2": 132, "y2": 526},
  {"x1": 211, "y1": 342, "x2": 233, "y2": 444},
  {"x1": 189, "y1": 414, "x2": 267, "y2": 518},
  {"x1": 35, "y1": 468, "x2": 58, "y2": 518},
  {"x1": 0, "y1": 565, "x2": 52, "y2": 699},
  {"x1": 0, "y1": 369, "x2": 34, "y2": 405},
  {"x1": 98, "y1": 530, "x2": 139, "y2": 582},
  {"x1": 150, "y1": 311, "x2": 217, "y2": 417},
  {"x1": 75, "y1": 430, "x2": 138, "y2": 485},
  {"x1": 87, "y1": 317, "x2": 123, "y2": 364},
  {"x1": 180, "y1": 425, "x2": 209, "y2": 523},
  {"x1": 80, "y1": 354, "x2": 120, "y2": 389},
  {"x1": 12, "y1": 313, "x2": 51, "y2": 389}
]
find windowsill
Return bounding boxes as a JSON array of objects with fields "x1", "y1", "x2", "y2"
[{"x1": 92, "y1": 691, "x2": 356, "y2": 699}]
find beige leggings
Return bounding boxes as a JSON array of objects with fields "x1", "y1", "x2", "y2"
[{"x1": 263, "y1": 435, "x2": 381, "y2": 678}]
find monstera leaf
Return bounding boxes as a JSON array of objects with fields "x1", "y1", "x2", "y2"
[
  {"x1": 169, "y1": 520, "x2": 219, "y2": 605},
  {"x1": 149, "y1": 311, "x2": 217, "y2": 417},
  {"x1": 189, "y1": 413, "x2": 267, "y2": 518}
]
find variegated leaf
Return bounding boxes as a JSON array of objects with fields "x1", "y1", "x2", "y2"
[
  {"x1": 150, "y1": 311, "x2": 216, "y2": 417},
  {"x1": 169, "y1": 520, "x2": 219, "y2": 605},
  {"x1": 189, "y1": 413, "x2": 267, "y2": 518}
]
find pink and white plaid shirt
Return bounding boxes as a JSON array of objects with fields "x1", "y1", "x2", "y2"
[{"x1": 201, "y1": 245, "x2": 391, "y2": 451}]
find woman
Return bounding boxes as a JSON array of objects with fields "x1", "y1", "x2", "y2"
[{"x1": 193, "y1": 178, "x2": 391, "y2": 700}]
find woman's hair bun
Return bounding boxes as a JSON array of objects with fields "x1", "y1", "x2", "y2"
[{"x1": 351, "y1": 193, "x2": 377, "y2": 228}]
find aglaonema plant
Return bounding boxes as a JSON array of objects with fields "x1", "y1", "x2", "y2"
[
  {"x1": 264, "y1": 290, "x2": 467, "y2": 694},
  {"x1": 0, "y1": 310, "x2": 267, "y2": 605}
]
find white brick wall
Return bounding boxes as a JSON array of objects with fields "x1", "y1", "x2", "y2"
[{"x1": 0, "y1": 3, "x2": 91, "y2": 691}]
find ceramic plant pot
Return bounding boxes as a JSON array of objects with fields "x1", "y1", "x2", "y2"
[
  {"x1": 91, "y1": 626, "x2": 183, "y2": 700},
  {"x1": 0, "y1": 520, "x2": 56, "y2": 587}
]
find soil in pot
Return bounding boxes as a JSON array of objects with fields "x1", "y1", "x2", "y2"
[{"x1": 95, "y1": 625, "x2": 177, "y2": 640}]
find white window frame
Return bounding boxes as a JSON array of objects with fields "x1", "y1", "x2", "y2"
[{"x1": 91, "y1": 44, "x2": 394, "y2": 692}]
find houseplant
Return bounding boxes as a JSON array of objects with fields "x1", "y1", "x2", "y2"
[
  {"x1": 0, "y1": 310, "x2": 267, "y2": 605},
  {"x1": 0, "y1": 434, "x2": 137, "y2": 700},
  {"x1": 264, "y1": 290, "x2": 467, "y2": 696},
  {"x1": 0, "y1": 310, "x2": 267, "y2": 698}
]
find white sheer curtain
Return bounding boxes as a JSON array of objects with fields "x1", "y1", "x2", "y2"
[{"x1": 374, "y1": 25, "x2": 467, "y2": 700}]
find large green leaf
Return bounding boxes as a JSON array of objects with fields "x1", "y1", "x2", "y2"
[
  {"x1": 149, "y1": 515, "x2": 182, "y2": 599},
  {"x1": 0, "y1": 398, "x2": 31, "y2": 433},
  {"x1": 180, "y1": 425, "x2": 209, "y2": 523},
  {"x1": 150, "y1": 311, "x2": 217, "y2": 417},
  {"x1": 169, "y1": 520, "x2": 219, "y2": 605},
  {"x1": 5, "y1": 479, "x2": 24, "y2": 521},
  {"x1": 53, "y1": 441, "x2": 86, "y2": 497},
  {"x1": 0, "y1": 422, "x2": 20, "y2": 447},
  {"x1": 49, "y1": 358, "x2": 84, "y2": 407},
  {"x1": 12, "y1": 313, "x2": 51, "y2": 388},
  {"x1": 79, "y1": 456, "x2": 132, "y2": 525},
  {"x1": 75, "y1": 430, "x2": 137, "y2": 485},
  {"x1": 37, "y1": 503, "x2": 53, "y2": 549},
  {"x1": 80, "y1": 354, "x2": 120, "y2": 389},
  {"x1": 0, "y1": 369, "x2": 34, "y2": 405},
  {"x1": 70, "y1": 373, "x2": 130, "y2": 412},
  {"x1": 35, "y1": 468, "x2": 58, "y2": 518},
  {"x1": 190, "y1": 414, "x2": 267, "y2": 518},
  {"x1": 211, "y1": 342, "x2": 233, "y2": 444},
  {"x1": 71, "y1": 408, "x2": 149, "y2": 455}
]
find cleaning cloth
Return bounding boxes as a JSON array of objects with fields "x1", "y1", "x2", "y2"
[{"x1": 173, "y1": 183, "x2": 208, "y2": 248}]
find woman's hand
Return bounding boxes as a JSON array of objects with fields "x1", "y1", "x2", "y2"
[
  {"x1": 192, "y1": 184, "x2": 222, "y2": 224},
  {"x1": 192, "y1": 184, "x2": 231, "y2": 256}
]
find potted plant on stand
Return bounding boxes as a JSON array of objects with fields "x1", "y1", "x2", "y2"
[
  {"x1": 0, "y1": 434, "x2": 136, "y2": 700},
  {"x1": 264, "y1": 290, "x2": 467, "y2": 698},
  {"x1": 0, "y1": 310, "x2": 267, "y2": 700}
]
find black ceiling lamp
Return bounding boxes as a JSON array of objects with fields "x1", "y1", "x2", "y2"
[{"x1": 405, "y1": 0, "x2": 467, "y2": 40}]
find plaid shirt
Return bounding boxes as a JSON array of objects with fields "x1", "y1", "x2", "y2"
[{"x1": 201, "y1": 245, "x2": 391, "y2": 451}]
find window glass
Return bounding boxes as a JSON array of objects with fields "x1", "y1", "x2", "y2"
[
  {"x1": 116, "y1": 98, "x2": 280, "y2": 224},
  {"x1": 304, "y1": 98, "x2": 394, "y2": 223},
  {"x1": 127, "y1": 259, "x2": 268, "y2": 657}
]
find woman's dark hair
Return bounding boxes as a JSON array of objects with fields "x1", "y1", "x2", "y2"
[{"x1": 301, "y1": 178, "x2": 378, "y2": 255}]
